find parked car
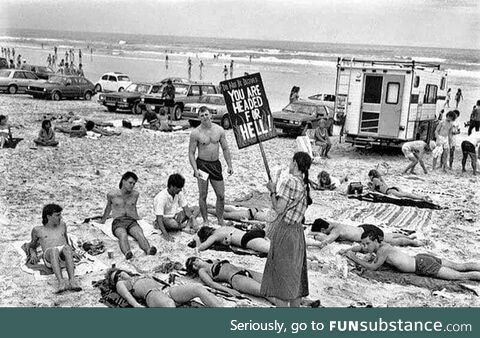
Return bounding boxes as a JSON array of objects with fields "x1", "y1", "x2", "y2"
[
  {"x1": 94, "y1": 72, "x2": 132, "y2": 93},
  {"x1": 20, "y1": 64, "x2": 55, "y2": 79},
  {"x1": 0, "y1": 69, "x2": 44, "y2": 94},
  {"x1": 140, "y1": 79, "x2": 219, "y2": 120},
  {"x1": 0, "y1": 57, "x2": 8, "y2": 69},
  {"x1": 26, "y1": 75, "x2": 95, "y2": 101},
  {"x1": 98, "y1": 82, "x2": 163, "y2": 114},
  {"x1": 183, "y1": 94, "x2": 231, "y2": 129},
  {"x1": 273, "y1": 99, "x2": 334, "y2": 136}
]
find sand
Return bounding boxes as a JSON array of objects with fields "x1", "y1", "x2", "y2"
[{"x1": 1, "y1": 91, "x2": 479, "y2": 308}]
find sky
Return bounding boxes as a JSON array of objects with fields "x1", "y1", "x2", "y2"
[{"x1": 0, "y1": 0, "x2": 478, "y2": 49}]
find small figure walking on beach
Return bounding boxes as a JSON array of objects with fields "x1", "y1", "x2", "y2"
[
  {"x1": 165, "y1": 54, "x2": 169, "y2": 70},
  {"x1": 199, "y1": 60, "x2": 204, "y2": 80},
  {"x1": 223, "y1": 65, "x2": 228, "y2": 80},
  {"x1": 187, "y1": 57, "x2": 192, "y2": 80},
  {"x1": 455, "y1": 88, "x2": 464, "y2": 108},
  {"x1": 444, "y1": 88, "x2": 451, "y2": 108},
  {"x1": 47, "y1": 54, "x2": 52, "y2": 67},
  {"x1": 78, "y1": 49, "x2": 82, "y2": 64},
  {"x1": 468, "y1": 100, "x2": 480, "y2": 135},
  {"x1": 229, "y1": 60, "x2": 234, "y2": 79}
]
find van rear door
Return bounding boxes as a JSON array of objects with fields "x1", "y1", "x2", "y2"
[{"x1": 378, "y1": 75, "x2": 404, "y2": 137}]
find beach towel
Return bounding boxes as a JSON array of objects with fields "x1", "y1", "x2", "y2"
[
  {"x1": 12, "y1": 238, "x2": 108, "y2": 281},
  {"x1": 352, "y1": 265, "x2": 479, "y2": 295},
  {"x1": 348, "y1": 191, "x2": 442, "y2": 210},
  {"x1": 91, "y1": 218, "x2": 160, "y2": 240}
]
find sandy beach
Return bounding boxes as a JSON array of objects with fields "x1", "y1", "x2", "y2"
[{"x1": 1, "y1": 85, "x2": 479, "y2": 307}]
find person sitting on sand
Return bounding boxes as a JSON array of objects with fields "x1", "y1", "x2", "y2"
[
  {"x1": 105, "y1": 267, "x2": 222, "y2": 307},
  {"x1": 0, "y1": 114, "x2": 12, "y2": 148},
  {"x1": 342, "y1": 228, "x2": 480, "y2": 281},
  {"x1": 153, "y1": 173, "x2": 200, "y2": 242},
  {"x1": 186, "y1": 256, "x2": 272, "y2": 300},
  {"x1": 99, "y1": 171, "x2": 157, "y2": 260},
  {"x1": 461, "y1": 131, "x2": 480, "y2": 175},
  {"x1": 368, "y1": 169, "x2": 431, "y2": 202},
  {"x1": 141, "y1": 109, "x2": 160, "y2": 130},
  {"x1": 433, "y1": 110, "x2": 455, "y2": 172},
  {"x1": 34, "y1": 120, "x2": 59, "y2": 147},
  {"x1": 191, "y1": 226, "x2": 270, "y2": 254},
  {"x1": 401, "y1": 140, "x2": 429, "y2": 174},
  {"x1": 310, "y1": 218, "x2": 423, "y2": 249},
  {"x1": 311, "y1": 171, "x2": 347, "y2": 191},
  {"x1": 313, "y1": 119, "x2": 332, "y2": 158},
  {"x1": 207, "y1": 204, "x2": 276, "y2": 223},
  {"x1": 27, "y1": 204, "x2": 82, "y2": 293},
  {"x1": 158, "y1": 109, "x2": 173, "y2": 132}
]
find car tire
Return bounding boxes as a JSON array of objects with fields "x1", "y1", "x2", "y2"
[
  {"x1": 118, "y1": 87, "x2": 124, "y2": 92},
  {"x1": 221, "y1": 115, "x2": 231, "y2": 129},
  {"x1": 94, "y1": 84, "x2": 102, "y2": 93},
  {"x1": 52, "y1": 91, "x2": 61, "y2": 101},
  {"x1": 107, "y1": 106, "x2": 117, "y2": 112},
  {"x1": 189, "y1": 120, "x2": 200, "y2": 128},
  {"x1": 84, "y1": 91, "x2": 92, "y2": 101},
  {"x1": 8, "y1": 85, "x2": 17, "y2": 94},
  {"x1": 174, "y1": 105, "x2": 182, "y2": 120},
  {"x1": 132, "y1": 102, "x2": 142, "y2": 115}
]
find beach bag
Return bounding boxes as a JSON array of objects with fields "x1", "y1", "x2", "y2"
[
  {"x1": 347, "y1": 182, "x2": 363, "y2": 195},
  {"x1": 122, "y1": 120, "x2": 132, "y2": 129}
]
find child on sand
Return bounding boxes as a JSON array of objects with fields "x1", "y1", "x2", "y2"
[
  {"x1": 434, "y1": 110, "x2": 455, "y2": 172},
  {"x1": 34, "y1": 120, "x2": 59, "y2": 147},
  {"x1": 430, "y1": 140, "x2": 443, "y2": 170},
  {"x1": 401, "y1": 140, "x2": 429, "y2": 174},
  {"x1": 27, "y1": 204, "x2": 82, "y2": 293},
  {"x1": 449, "y1": 110, "x2": 461, "y2": 169},
  {"x1": 342, "y1": 229, "x2": 480, "y2": 281}
]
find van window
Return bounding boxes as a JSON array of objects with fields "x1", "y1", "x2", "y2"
[
  {"x1": 424, "y1": 84, "x2": 437, "y2": 104},
  {"x1": 189, "y1": 85, "x2": 201, "y2": 96},
  {"x1": 440, "y1": 77, "x2": 446, "y2": 90},
  {"x1": 386, "y1": 82, "x2": 400, "y2": 104},
  {"x1": 414, "y1": 76, "x2": 420, "y2": 88},
  {"x1": 363, "y1": 75, "x2": 383, "y2": 104}
]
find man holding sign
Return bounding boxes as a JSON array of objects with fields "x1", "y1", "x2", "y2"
[{"x1": 189, "y1": 107, "x2": 233, "y2": 226}]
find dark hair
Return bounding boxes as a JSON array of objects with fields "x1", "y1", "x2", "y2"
[
  {"x1": 293, "y1": 152, "x2": 312, "y2": 205},
  {"x1": 167, "y1": 79, "x2": 172, "y2": 85},
  {"x1": 318, "y1": 171, "x2": 331, "y2": 187},
  {"x1": 311, "y1": 218, "x2": 330, "y2": 232},
  {"x1": 85, "y1": 120, "x2": 95, "y2": 131},
  {"x1": 105, "y1": 268, "x2": 137, "y2": 288},
  {"x1": 446, "y1": 110, "x2": 457, "y2": 121},
  {"x1": 198, "y1": 106, "x2": 209, "y2": 116},
  {"x1": 197, "y1": 226, "x2": 216, "y2": 243},
  {"x1": 185, "y1": 257, "x2": 198, "y2": 276},
  {"x1": 453, "y1": 109, "x2": 460, "y2": 117},
  {"x1": 368, "y1": 169, "x2": 381, "y2": 179},
  {"x1": 0, "y1": 115, "x2": 6, "y2": 123},
  {"x1": 358, "y1": 224, "x2": 384, "y2": 241},
  {"x1": 119, "y1": 171, "x2": 138, "y2": 189},
  {"x1": 41, "y1": 119, "x2": 51, "y2": 130},
  {"x1": 42, "y1": 204, "x2": 62, "y2": 225},
  {"x1": 476, "y1": 100, "x2": 480, "y2": 106},
  {"x1": 168, "y1": 173, "x2": 185, "y2": 189},
  {"x1": 360, "y1": 228, "x2": 383, "y2": 243}
]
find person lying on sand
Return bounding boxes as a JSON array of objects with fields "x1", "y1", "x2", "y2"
[
  {"x1": 0, "y1": 114, "x2": 13, "y2": 148},
  {"x1": 105, "y1": 268, "x2": 222, "y2": 307},
  {"x1": 99, "y1": 171, "x2": 157, "y2": 260},
  {"x1": 27, "y1": 204, "x2": 82, "y2": 293},
  {"x1": 34, "y1": 119, "x2": 59, "y2": 147},
  {"x1": 311, "y1": 170, "x2": 348, "y2": 191},
  {"x1": 341, "y1": 228, "x2": 480, "y2": 281},
  {"x1": 401, "y1": 140, "x2": 430, "y2": 174},
  {"x1": 207, "y1": 204, "x2": 276, "y2": 222},
  {"x1": 55, "y1": 120, "x2": 120, "y2": 138},
  {"x1": 153, "y1": 173, "x2": 200, "y2": 242},
  {"x1": 368, "y1": 169, "x2": 431, "y2": 202},
  {"x1": 310, "y1": 218, "x2": 423, "y2": 249}
]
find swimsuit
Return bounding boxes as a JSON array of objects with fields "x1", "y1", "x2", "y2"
[
  {"x1": 461, "y1": 140, "x2": 476, "y2": 154},
  {"x1": 112, "y1": 216, "x2": 139, "y2": 234},
  {"x1": 415, "y1": 253, "x2": 442, "y2": 277},
  {"x1": 240, "y1": 229, "x2": 266, "y2": 249},
  {"x1": 229, "y1": 270, "x2": 253, "y2": 285},
  {"x1": 196, "y1": 158, "x2": 223, "y2": 181},
  {"x1": 211, "y1": 260, "x2": 230, "y2": 278},
  {"x1": 43, "y1": 245, "x2": 66, "y2": 268},
  {"x1": 385, "y1": 187, "x2": 399, "y2": 194}
]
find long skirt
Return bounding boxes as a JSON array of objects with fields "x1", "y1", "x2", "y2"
[{"x1": 260, "y1": 219, "x2": 309, "y2": 300}]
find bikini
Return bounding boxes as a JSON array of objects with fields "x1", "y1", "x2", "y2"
[{"x1": 210, "y1": 260, "x2": 253, "y2": 285}]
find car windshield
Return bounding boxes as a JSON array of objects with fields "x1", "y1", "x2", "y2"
[
  {"x1": 284, "y1": 103, "x2": 317, "y2": 115},
  {"x1": 47, "y1": 76, "x2": 66, "y2": 84},
  {"x1": 199, "y1": 96, "x2": 225, "y2": 105},
  {"x1": 175, "y1": 84, "x2": 189, "y2": 95},
  {"x1": 0, "y1": 70, "x2": 11, "y2": 78},
  {"x1": 126, "y1": 84, "x2": 149, "y2": 93},
  {"x1": 118, "y1": 75, "x2": 130, "y2": 82}
]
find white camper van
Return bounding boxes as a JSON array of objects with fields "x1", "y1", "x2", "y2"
[{"x1": 334, "y1": 58, "x2": 447, "y2": 148}]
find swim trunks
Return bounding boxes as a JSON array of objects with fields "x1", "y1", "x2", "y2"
[
  {"x1": 461, "y1": 140, "x2": 475, "y2": 154},
  {"x1": 386, "y1": 187, "x2": 399, "y2": 194},
  {"x1": 112, "y1": 216, "x2": 139, "y2": 234},
  {"x1": 43, "y1": 245, "x2": 67, "y2": 268},
  {"x1": 436, "y1": 135, "x2": 449, "y2": 150},
  {"x1": 196, "y1": 158, "x2": 223, "y2": 181},
  {"x1": 240, "y1": 229, "x2": 266, "y2": 249},
  {"x1": 415, "y1": 253, "x2": 442, "y2": 277},
  {"x1": 229, "y1": 270, "x2": 253, "y2": 285},
  {"x1": 401, "y1": 144, "x2": 414, "y2": 159}
]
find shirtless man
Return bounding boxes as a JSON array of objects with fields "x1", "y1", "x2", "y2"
[
  {"x1": 434, "y1": 110, "x2": 455, "y2": 172},
  {"x1": 310, "y1": 218, "x2": 422, "y2": 249},
  {"x1": 342, "y1": 229, "x2": 480, "y2": 281},
  {"x1": 99, "y1": 171, "x2": 157, "y2": 259},
  {"x1": 401, "y1": 140, "x2": 429, "y2": 174},
  {"x1": 27, "y1": 204, "x2": 82, "y2": 293},
  {"x1": 189, "y1": 107, "x2": 233, "y2": 226},
  {"x1": 461, "y1": 131, "x2": 480, "y2": 175}
]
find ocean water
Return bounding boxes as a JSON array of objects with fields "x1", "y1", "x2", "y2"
[{"x1": 1, "y1": 28, "x2": 478, "y2": 125}]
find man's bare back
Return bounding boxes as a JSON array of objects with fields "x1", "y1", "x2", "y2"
[
  {"x1": 108, "y1": 189, "x2": 140, "y2": 220},
  {"x1": 329, "y1": 222, "x2": 364, "y2": 242},
  {"x1": 374, "y1": 243, "x2": 416, "y2": 273}
]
